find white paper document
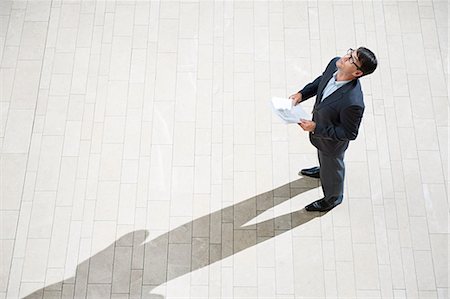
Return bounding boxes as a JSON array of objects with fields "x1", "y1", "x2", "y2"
[{"x1": 270, "y1": 97, "x2": 312, "y2": 124}]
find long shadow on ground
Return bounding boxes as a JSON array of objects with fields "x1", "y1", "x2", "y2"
[{"x1": 24, "y1": 177, "x2": 327, "y2": 298}]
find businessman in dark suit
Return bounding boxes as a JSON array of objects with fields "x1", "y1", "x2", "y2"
[{"x1": 289, "y1": 47, "x2": 377, "y2": 212}]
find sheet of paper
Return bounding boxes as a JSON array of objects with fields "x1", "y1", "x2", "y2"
[
  {"x1": 271, "y1": 97, "x2": 293, "y2": 110},
  {"x1": 270, "y1": 97, "x2": 312, "y2": 124}
]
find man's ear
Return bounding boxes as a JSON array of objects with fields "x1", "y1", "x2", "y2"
[{"x1": 353, "y1": 70, "x2": 364, "y2": 78}]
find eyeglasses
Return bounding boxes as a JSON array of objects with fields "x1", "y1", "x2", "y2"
[{"x1": 346, "y1": 48, "x2": 362, "y2": 71}]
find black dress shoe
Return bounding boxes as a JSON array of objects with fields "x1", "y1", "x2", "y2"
[
  {"x1": 305, "y1": 197, "x2": 342, "y2": 212},
  {"x1": 299, "y1": 166, "x2": 320, "y2": 178}
]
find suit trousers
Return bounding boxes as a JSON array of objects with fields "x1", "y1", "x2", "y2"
[{"x1": 318, "y1": 150, "x2": 345, "y2": 203}]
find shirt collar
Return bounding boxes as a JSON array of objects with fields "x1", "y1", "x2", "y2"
[{"x1": 332, "y1": 71, "x2": 352, "y2": 86}]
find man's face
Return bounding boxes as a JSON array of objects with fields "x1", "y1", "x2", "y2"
[{"x1": 336, "y1": 48, "x2": 364, "y2": 78}]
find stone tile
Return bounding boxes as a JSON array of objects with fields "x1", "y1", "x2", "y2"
[
  {"x1": 398, "y1": 3, "x2": 421, "y2": 33},
  {"x1": 179, "y1": 3, "x2": 198, "y2": 39},
  {"x1": 234, "y1": 229, "x2": 256, "y2": 254},
  {"x1": 129, "y1": 269, "x2": 143, "y2": 298},
  {"x1": 234, "y1": 286, "x2": 257, "y2": 298},
  {"x1": 418, "y1": 290, "x2": 439, "y2": 299},
  {"x1": 402, "y1": 247, "x2": 419, "y2": 298},
  {"x1": 379, "y1": 264, "x2": 394, "y2": 298},
  {"x1": 425, "y1": 49, "x2": 447, "y2": 97},
  {"x1": 5, "y1": 9, "x2": 25, "y2": 46},
  {"x1": 19, "y1": 282, "x2": 44, "y2": 299},
  {"x1": 168, "y1": 222, "x2": 192, "y2": 244},
  {"x1": 174, "y1": 73, "x2": 197, "y2": 122},
  {"x1": 2, "y1": 109, "x2": 34, "y2": 154},
  {"x1": 117, "y1": 184, "x2": 137, "y2": 225},
  {"x1": 429, "y1": 234, "x2": 448, "y2": 289},
  {"x1": 393, "y1": 289, "x2": 407, "y2": 299},
  {"x1": 94, "y1": 181, "x2": 120, "y2": 221},
  {"x1": 0, "y1": 69, "x2": 14, "y2": 103},
  {"x1": 373, "y1": 206, "x2": 390, "y2": 265},
  {"x1": 21, "y1": 239, "x2": 50, "y2": 282},
  {"x1": 353, "y1": 244, "x2": 380, "y2": 290},
  {"x1": 61, "y1": 284, "x2": 75, "y2": 298},
  {"x1": 86, "y1": 284, "x2": 111, "y2": 299},
  {"x1": 172, "y1": 122, "x2": 195, "y2": 167},
  {"x1": 105, "y1": 81, "x2": 128, "y2": 117},
  {"x1": 349, "y1": 199, "x2": 375, "y2": 243},
  {"x1": 418, "y1": 5, "x2": 435, "y2": 19},
  {"x1": 71, "y1": 258, "x2": 88, "y2": 297},
  {"x1": 143, "y1": 233, "x2": 169, "y2": 286},
  {"x1": 334, "y1": 227, "x2": 353, "y2": 262},
  {"x1": 387, "y1": 230, "x2": 406, "y2": 289},
  {"x1": 191, "y1": 237, "x2": 209, "y2": 271},
  {"x1": 112, "y1": 246, "x2": 132, "y2": 294},
  {"x1": 221, "y1": 222, "x2": 233, "y2": 260},
  {"x1": 43, "y1": 268, "x2": 63, "y2": 292},
  {"x1": 167, "y1": 243, "x2": 191, "y2": 281},
  {"x1": 391, "y1": 68, "x2": 409, "y2": 97},
  {"x1": 25, "y1": 1, "x2": 51, "y2": 22},
  {"x1": 154, "y1": 53, "x2": 177, "y2": 101},
  {"x1": 0, "y1": 240, "x2": 13, "y2": 292},
  {"x1": 414, "y1": 250, "x2": 437, "y2": 291},
  {"x1": 274, "y1": 234, "x2": 295, "y2": 294},
  {"x1": 198, "y1": 45, "x2": 213, "y2": 80},
  {"x1": 336, "y1": 261, "x2": 356, "y2": 299},
  {"x1": 76, "y1": 14, "x2": 94, "y2": 48},
  {"x1": 194, "y1": 156, "x2": 211, "y2": 194},
  {"x1": 27, "y1": 192, "x2": 56, "y2": 238},
  {"x1": 0, "y1": 154, "x2": 27, "y2": 210},
  {"x1": 292, "y1": 237, "x2": 325, "y2": 297},
  {"x1": 47, "y1": 207, "x2": 71, "y2": 268},
  {"x1": 403, "y1": 160, "x2": 427, "y2": 216},
  {"x1": 410, "y1": 217, "x2": 431, "y2": 250},
  {"x1": 109, "y1": 36, "x2": 132, "y2": 81},
  {"x1": 418, "y1": 151, "x2": 444, "y2": 183},
  {"x1": 346, "y1": 162, "x2": 370, "y2": 198},
  {"x1": 11, "y1": 60, "x2": 42, "y2": 109},
  {"x1": 437, "y1": 288, "x2": 448, "y2": 299},
  {"x1": 356, "y1": 290, "x2": 382, "y2": 299},
  {"x1": 234, "y1": 144, "x2": 255, "y2": 172},
  {"x1": 18, "y1": 21, "x2": 47, "y2": 60},
  {"x1": 88, "y1": 244, "x2": 114, "y2": 284},
  {"x1": 0, "y1": 210, "x2": 18, "y2": 241}
]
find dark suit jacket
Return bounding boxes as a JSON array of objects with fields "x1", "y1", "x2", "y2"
[{"x1": 300, "y1": 57, "x2": 365, "y2": 156}]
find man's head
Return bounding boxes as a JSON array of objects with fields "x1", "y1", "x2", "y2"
[{"x1": 337, "y1": 47, "x2": 378, "y2": 79}]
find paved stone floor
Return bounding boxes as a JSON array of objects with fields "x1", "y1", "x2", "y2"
[{"x1": 0, "y1": 0, "x2": 448, "y2": 298}]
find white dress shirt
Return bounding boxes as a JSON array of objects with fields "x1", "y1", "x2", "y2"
[{"x1": 321, "y1": 71, "x2": 352, "y2": 101}]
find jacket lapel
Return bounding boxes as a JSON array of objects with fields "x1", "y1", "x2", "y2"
[
  {"x1": 314, "y1": 80, "x2": 356, "y2": 110},
  {"x1": 315, "y1": 66, "x2": 337, "y2": 105}
]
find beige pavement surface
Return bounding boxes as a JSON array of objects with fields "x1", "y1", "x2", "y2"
[{"x1": 0, "y1": 0, "x2": 448, "y2": 298}]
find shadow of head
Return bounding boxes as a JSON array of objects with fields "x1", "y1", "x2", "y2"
[{"x1": 24, "y1": 177, "x2": 326, "y2": 298}]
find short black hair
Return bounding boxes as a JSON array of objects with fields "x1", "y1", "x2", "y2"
[{"x1": 356, "y1": 47, "x2": 377, "y2": 76}]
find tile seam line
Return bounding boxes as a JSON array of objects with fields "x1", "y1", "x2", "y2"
[
  {"x1": 0, "y1": 3, "x2": 22, "y2": 146},
  {"x1": 7, "y1": 0, "x2": 55, "y2": 296},
  {"x1": 43, "y1": 0, "x2": 90, "y2": 294},
  {"x1": 67, "y1": 0, "x2": 107, "y2": 294},
  {"x1": 110, "y1": 1, "x2": 141, "y2": 297},
  {"x1": 394, "y1": 1, "x2": 442, "y2": 291},
  {"x1": 371, "y1": 1, "x2": 394, "y2": 293},
  {"x1": 367, "y1": 2, "x2": 413, "y2": 295}
]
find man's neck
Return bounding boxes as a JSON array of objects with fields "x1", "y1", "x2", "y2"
[{"x1": 336, "y1": 71, "x2": 355, "y2": 82}]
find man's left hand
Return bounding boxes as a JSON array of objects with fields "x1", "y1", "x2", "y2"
[{"x1": 299, "y1": 119, "x2": 316, "y2": 132}]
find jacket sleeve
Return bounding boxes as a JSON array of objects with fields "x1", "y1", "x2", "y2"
[
  {"x1": 299, "y1": 75, "x2": 322, "y2": 101},
  {"x1": 313, "y1": 105, "x2": 364, "y2": 141},
  {"x1": 298, "y1": 57, "x2": 339, "y2": 102}
]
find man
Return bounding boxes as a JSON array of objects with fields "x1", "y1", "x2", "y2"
[{"x1": 289, "y1": 47, "x2": 377, "y2": 212}]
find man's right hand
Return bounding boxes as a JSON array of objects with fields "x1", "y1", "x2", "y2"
[{"x1": 289, "y1": 92, "x2": 302, "y2": 106}]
